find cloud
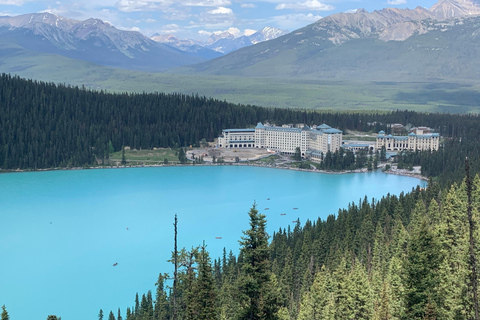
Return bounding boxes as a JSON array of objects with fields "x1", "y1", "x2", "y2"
[
  {"x1": 275, "y1": 0, "x2": 334, "y2": 11},
  {"x1": 387, "y1": 0, "x2": 407, "y2": 4},
  {"x1": 269, "y1": 12, "x2": 322, "y2": 29},
  {"x1": 198, "y1": 29, "x2": 212, "y2": 36},
  {"x1": 0, "y1": 0, "x2": 25, "y2": 5},
  {"x1": 196, "y1": 6, "x2": 235, "y2": 26},
  {"x1": 118, "y1": 25, "x2": 141, "y2": 31},
  {"x1": 344, "y1": 9, "x2": 358, "y2": 13},
  {"x1": 115, "y1": 0, "x2": 230, "y2": 12},
  {"x1": 209, "y1": 6, "x2": 233, "y2": 14},
  {"x1": 198, "y1": 27, "x2": 256, "y2": 38},
  {"x1": 158, "y1": 23, "x2": 181, "y2": 33},
  {"x1": 184, "y1": 0, "x2": 231, "y2": 6},
  {"x1": 241, "y1": 3, "x2": 256, "y2": 8},
  {"x1": 145, "y1": 18, "x2": 156, "y2": 23}
]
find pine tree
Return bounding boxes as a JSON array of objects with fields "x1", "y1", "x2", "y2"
[
  {"x1": 108, "y1": 310, "x2": 116, "y2": 320},
  {"x1": 297, "y1": 265, "x2": 335, "y2": 320},
  {"x1": 192, "y1": 243, "x2": 218, "y2": 320},
  {"x1": 346, "y1": 260, "x2": 374, "y2": 319},
  {"x1": 404, "y1": 213, "x2": 441, "y2": 319},
  {"x1": 154, "y1": 273, "x2": 170, "y2": 320},
  {"x1": 237, "y1": 203, "x2": 281, "y2": 320},
  {"x1": 121, "y1": 146, "x2": 127, "y2": 165},
  {"x1": 98, "y1": 309, "x2": 104, "y2": 320},
  {"x1": 1, "y1": 305, "x2": 9, "y2": 320}
]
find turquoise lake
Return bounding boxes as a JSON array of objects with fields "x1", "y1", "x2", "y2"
[{"x1": 0, "y1": 166, "x2": 426, "y2": 319}]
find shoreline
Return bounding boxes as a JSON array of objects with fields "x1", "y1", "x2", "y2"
[{"x1": 0, "y1": 161, "x2": 429, "y2": 182}]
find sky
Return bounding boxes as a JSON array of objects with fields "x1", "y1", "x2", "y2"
[{"x1": 0, "y1": 0, "x2": 439, "y2": 41}]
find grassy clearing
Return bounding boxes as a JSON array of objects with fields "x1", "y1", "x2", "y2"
[{"x1": 109, "y1": 148, "x2": 179, "y2": 165}]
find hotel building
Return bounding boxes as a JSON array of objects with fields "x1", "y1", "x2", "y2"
[
  {"x1": 375, "y1": 128, "x2": 440, "y2": 152},
  {"x1": 217, "y1": 122, "x2": 343, "y2": 161}
]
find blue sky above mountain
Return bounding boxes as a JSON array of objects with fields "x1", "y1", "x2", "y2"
[{"x1": 0, "y1": 0, "x2": 440, "y2": 41}]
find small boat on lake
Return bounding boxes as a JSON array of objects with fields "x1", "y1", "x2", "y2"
[
  {"x1": 267, "y1": 198, "x2": 270, "y2": 200},
  {"x1": 215, "y1": 237, "x2": 222, "y2": 239},
  {"x1": 280, "y1": 213, "x2": 286, "y2": 216},
  {"x1": 265, "y1": 208, "x2": 269, "y2": 210},
  {"x1": 293, "y1": 208, "x2": 298, "y2": 210},
  {"x1": 113, "y1": 263, "x2": 118, "y2": 267}
]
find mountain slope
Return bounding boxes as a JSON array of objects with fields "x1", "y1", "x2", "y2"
[
  {"x1": 0, "y1": 13, "x2": 205, "y2": 71},
  {"x1": 175, "y1": 0, "x2": 480, "y2": 81}
]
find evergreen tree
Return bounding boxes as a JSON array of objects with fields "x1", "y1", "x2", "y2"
[
  {"x1": 297, "y1": 265, "x2": 335, "y2": 320},
  {"x1": 154, "y1": 273, "x2": 170, "y2": 320},
  {"x1": 1, "y1": 305, "x2": 9, "y2": 320},
  {"x1": 404, "y1": 212, "x2": 441, "y2": 319},
  {"x1": 99, "y1": 309, "x2": 104, "y2": 320},
  {"x1": 178, "y1": 148, "x2": 187, "y2": 164},
  {"x1": 109, "y1": 310, "x2": 116, "y2": 320},
  {"x1": 237, "y1": 203, "x2": 281, "y2": 320},
  {"x1": 293, "y1": 147, "x2": 302, "y2": 161},
  {"x1": 192, "y1": 243, "x2": 218, "y2": 320},
  {"x1": 117, "y1": 308, "x2": 123, "y2": 320},
  {"x1": 121, "y1": 147, "x2": 127, "y2": 165}
]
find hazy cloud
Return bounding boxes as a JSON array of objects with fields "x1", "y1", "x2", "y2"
[
  {"x1": 158, "y1": 23, "x2": 181, "y2": 33},
  {"x1": 387, "y1": 0, "x2": 406, "y2": 4},
  {"x1": 115, "y1": 0, "x2": 230, "y2": 12},
  {"x1": 276, "y1": 0, "x2": 334, "y2": 11},
  {"x1": 197, "y1": 6, "x2": 235, "y2": 26},
  {"x1": 184, "y1": 0, "x2": 231, "y2": 6},
  {"x1": 344, "y1": 8, "x2": 358, "y2": 13},
  {"x1": 198, "y1": 29, "x2": 212, "y2": 36},
  {"x1": 241, "y1": 3, "x2": 256, "y2": 8},
  {"x1": 198, "y1": 26, "x2": 256, "y2": 38},
  {"x1": 0, "y1": 0, "x2": 25, "y2": 5},
  {"x1": 269, "y1": 12, "x2": 322, "y2": 29},
  {"x1": 118, "y1": 25, "x2": 141, "y2": 31}
]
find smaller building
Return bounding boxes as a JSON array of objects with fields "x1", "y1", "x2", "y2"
[
  {"x1": 217, "y1": 129, "x2": 255, "y2": 149},
  {"x1": 375, "y1": 129, "x2": 440, "y2": 152}
]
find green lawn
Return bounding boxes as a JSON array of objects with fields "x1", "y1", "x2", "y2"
[{"x1": 109, "y1": 148, "x2": 179, "y2": 165}]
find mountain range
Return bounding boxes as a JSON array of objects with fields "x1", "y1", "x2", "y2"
[
  {"x1": 0, "y1": 13, "x2": 206, "y2": 72},
  {"x1": 178, "y1": 0, "x2": 480, "y2": 82},
  {"x1": 151, "y1": 27, "x2": 289, "y2": 55},
  {"x1": 0, "y1": 0, "x2": 480, "y2": 83}
]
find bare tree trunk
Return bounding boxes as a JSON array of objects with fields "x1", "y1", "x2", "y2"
[
  {"x1": 173, "y1": 214, "x2": 178, "y2": 320},
  {"x1": 465, "y1": 158, "x2": 479, "y2": 320}
]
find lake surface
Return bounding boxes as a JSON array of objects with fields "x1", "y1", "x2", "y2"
[{"x1": 0, "y1": 166, "x2": 426, "y2": 319}]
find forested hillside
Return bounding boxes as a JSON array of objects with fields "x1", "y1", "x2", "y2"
[
  {"x1": 107, "y1": 175, "x2": 480, "y2": 320},
  {"x1": 1, "y1": 73, "x2": 479, "y2": 186}
]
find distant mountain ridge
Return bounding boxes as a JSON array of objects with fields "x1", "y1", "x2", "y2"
[
  {"x1": 0, "y1": 13, "x2": 206, "y2": 71},
  {"x1": 176, "y1": 0, "x2": 480, "y2": 82},
  {"x1": 152, "y1": 27, "x2": 289, "y2": 54}
]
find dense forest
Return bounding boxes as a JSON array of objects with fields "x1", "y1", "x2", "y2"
[
  {"x1": 92, "y1": 174, "x2": 480, "y2": 320},
  {"x1": 1, "y1": 73, "x2": 480, "y2": 186},
  {"x1": 1, "y1": 73, "x2": 480, "y2": 319}
]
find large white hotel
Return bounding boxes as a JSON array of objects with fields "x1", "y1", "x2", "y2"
[{"x1": 217, "y1": 122, "x2": 343, "y2": 161}]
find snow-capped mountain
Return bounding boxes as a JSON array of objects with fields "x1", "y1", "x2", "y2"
[
  {"x1": 0, "y1": 13, "x2": 207, "y2": 71},
  {"x1": 151, "y1": 27, "x2": 289, "y2": 55}
]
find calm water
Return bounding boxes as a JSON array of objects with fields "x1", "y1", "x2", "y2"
[{"x1": 0, "y1": 166, "x2": 426, "y2": 319}]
